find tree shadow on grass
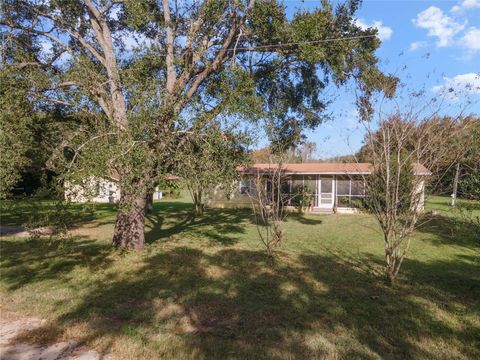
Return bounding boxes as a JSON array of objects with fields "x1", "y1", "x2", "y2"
[
  {"x1": 145, "y1": 202, "x2": 252, "y2": 246},
  {"x1": 0, "y1": 236, "x2": 114, "y2": 291},
  {"x1": 0, "y1": 200, "x2": 116, "y2": 227},
  {"x1": 402, "y1": 253, "x2": 480, "y2": 303},
  {"x1": 145, "y1": 201, "x2": 323, "y2": 246},
  {"x1": 416, "y1": 214, "x2": 480, "y2": 251},
  {"x1": 8, "y1": 245, "x2": 479, "y2": 359},
  {"x1": 286, "y1": 212, "x2": 323, "y2": 226},
  {"x1": 457, "y1": 201, "x2": 480, "y2": 212}
]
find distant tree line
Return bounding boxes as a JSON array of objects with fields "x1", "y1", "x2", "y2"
[{"x1": 358, "y1": 115, "x2": 480, "y2": 200}]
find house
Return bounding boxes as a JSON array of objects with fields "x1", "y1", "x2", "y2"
[
  {"x1": 205, "y1": 163, "x2": 431, "y2": 213},
  {"x1": 65, "y1": 175, "x2": 179, "y2": 203}
]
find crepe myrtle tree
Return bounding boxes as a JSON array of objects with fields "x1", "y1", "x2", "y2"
[
  {"x1": 247, "y1": 154, "x2": 297, "y2": 259},
  {"x1": 362, "y1": 123, "x2": 421, "y2": 285},
  {"x1": 1, "y1": 0, "x2": 397, "y2": 249},
  {"x1": 357, "y1": 85, "x2": 476, "y2": 283},
  {"x1": 360, "y1": 111, "x2": 473, "y2": 284}
]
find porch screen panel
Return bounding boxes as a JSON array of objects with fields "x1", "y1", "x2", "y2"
[
  {"x1": 350, "y1": 180, "x2": 363, "y2": 195},
  {"x1": 350, "y1": 178, "x2": 365, "y2": 207},
  {"x1": 291, "y1": 176, "x2": 304, "y2": 207},
  {"x1": 336, "y1": 176, "x2": 366, "y2": 208},
  {"x1": 280, "y1": 178, "x2": 292, "y2": 205},
  {"x1": 291, "y1": 177, "x2": 304, "y2": 193},
  {"x1": 240, "y1": 178, "x2": 256, "y2": 195},
  {"x1": 304, "y1": 175, "x2": 317, "y2": 207},
  {"x1": 336, "y1": 176, "x2": 350, "y2": 207}
]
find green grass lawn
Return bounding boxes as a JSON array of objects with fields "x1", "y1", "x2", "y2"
[{"x1": 0, "y1": 195, "x2": 479, "y2": 359}]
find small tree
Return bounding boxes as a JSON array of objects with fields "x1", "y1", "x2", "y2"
[
  {"x1": 361, "y1": 113, "x2": 468, "y2": 284},
  {"x1": 363, "y1": 139, "x2": 420, "y2": 283},
  {"x1": 176, "y1": 126, "x2": 249, "y2": 217},
  {"x1": 247, "y1": 158, "x2": 293, "y2": 258}
]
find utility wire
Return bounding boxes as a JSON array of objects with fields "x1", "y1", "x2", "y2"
[
  {"x1": 224, "y1": 34, "x2": 377, "y2": 52},
  {"x1": 122, "y1": 34, "x2": 377, "y2": 54}
]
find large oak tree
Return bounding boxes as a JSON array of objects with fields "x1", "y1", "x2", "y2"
[{"x1": 1, "y1": 0, "x2": 396, "y2": 249}]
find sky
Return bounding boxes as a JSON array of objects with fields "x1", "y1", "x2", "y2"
[{"x1": 282, "y1": 0, "x2": 480, "y2": 158}]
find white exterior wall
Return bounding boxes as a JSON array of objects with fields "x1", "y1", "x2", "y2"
[
  {"x1": 153, "y1": 188, "x2": 163, "y2": 200},
  {"x1": 65, "y1": 178, "x2": 165, "y2": 204},
  {"x1": 65, "y1": 177, "x2": 120, "y2": 203}
]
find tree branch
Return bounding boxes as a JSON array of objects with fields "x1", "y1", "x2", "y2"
[{"x1": 163, "y1": 0, "x2": 177, "y2": 94}]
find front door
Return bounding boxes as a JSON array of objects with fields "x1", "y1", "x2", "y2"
[{"x1": 318, "y1": 176, "x2": 334, "y2": 209}]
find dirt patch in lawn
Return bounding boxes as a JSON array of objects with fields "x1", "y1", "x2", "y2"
[{"x1": 0, "y1": 313, "x2": 116, "y2": 360}]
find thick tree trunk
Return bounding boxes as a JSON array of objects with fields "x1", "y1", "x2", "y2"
[{"x1": 112, "y1": 188, "x2": 147, "y2": 250}]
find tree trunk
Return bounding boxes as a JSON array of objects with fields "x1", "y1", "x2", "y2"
[
  {"x1": 451, "y1": 162, "x2": 460, "y2": 207},
  {"x1": 193, "y1": 190, "x2": 204, "y2": 217},
  {"x1": 386, "y1": 266, "x2": 396, "y2": 285},
  {"x1": 385, "y1": 245, "x2": 396, "y2": 285},
  {"x1": 145, "y1": 190, "x2": 154, "y2": 214},
  {"x1": 112, "y1": 188, "x2": 147, "y2": 250}
]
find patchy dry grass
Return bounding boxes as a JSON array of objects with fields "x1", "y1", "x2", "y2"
[{"x1": 0, "y1": 195, "x2": 479, "y2": 359}]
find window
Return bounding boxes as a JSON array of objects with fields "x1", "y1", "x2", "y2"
[
  {"x1": 336, "y1": 177, "x2": 365, "y2": 208},
  {"x1": 291, "y1": 177, "x2": 304, "y2": 193}
]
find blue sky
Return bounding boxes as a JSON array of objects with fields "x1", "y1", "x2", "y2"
[{"x1": 283, "y1": 0, "x2": 480, "y2": 158}]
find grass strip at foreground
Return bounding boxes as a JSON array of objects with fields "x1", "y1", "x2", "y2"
[{"x1": 0, "y1": 196, "x2": 479, "y2": 359}]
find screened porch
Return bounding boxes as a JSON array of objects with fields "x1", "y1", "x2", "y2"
[{"x1": 278, "y1": 174, "x2": 366, "y2": 210}]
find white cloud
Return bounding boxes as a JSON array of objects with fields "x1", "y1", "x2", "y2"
[
  {"x1": 355, "y1": 19, "x2": 393, "y2": 41},
  {"x1": 432, "y1": 73, "x2": 480, "y2": 100},
  {"x1": 460, "y1": 27, "x2": 480, "y2": 51},
  {"x1": 451, "y1": 0, "x2": 480, "y2": 12},
  {"x1": 409, "y1": 41, "x2": 428, "y2": 51},
  {"x1": 413, "y1": 6, "x2": 465, "y2": 47}
]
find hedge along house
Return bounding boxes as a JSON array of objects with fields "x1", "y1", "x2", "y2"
[{"x1": 205, "y1": 163, "x2": 431, "y2": 213}]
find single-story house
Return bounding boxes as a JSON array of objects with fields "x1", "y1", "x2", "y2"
[
  {"x1": 65, "y1": 175, "x2": 179, "y2": 203},
  {"x1": 205, "y1": 163, "x2": 431, "y2": 213}
]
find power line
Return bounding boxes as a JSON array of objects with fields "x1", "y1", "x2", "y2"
[{"x1": 225, "y1": 34, "x2": 377, "y2": 52}]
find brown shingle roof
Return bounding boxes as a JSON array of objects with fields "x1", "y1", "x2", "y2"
[{"x1": 239, "y1": 163, "x2": 431, "y2": 175}]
